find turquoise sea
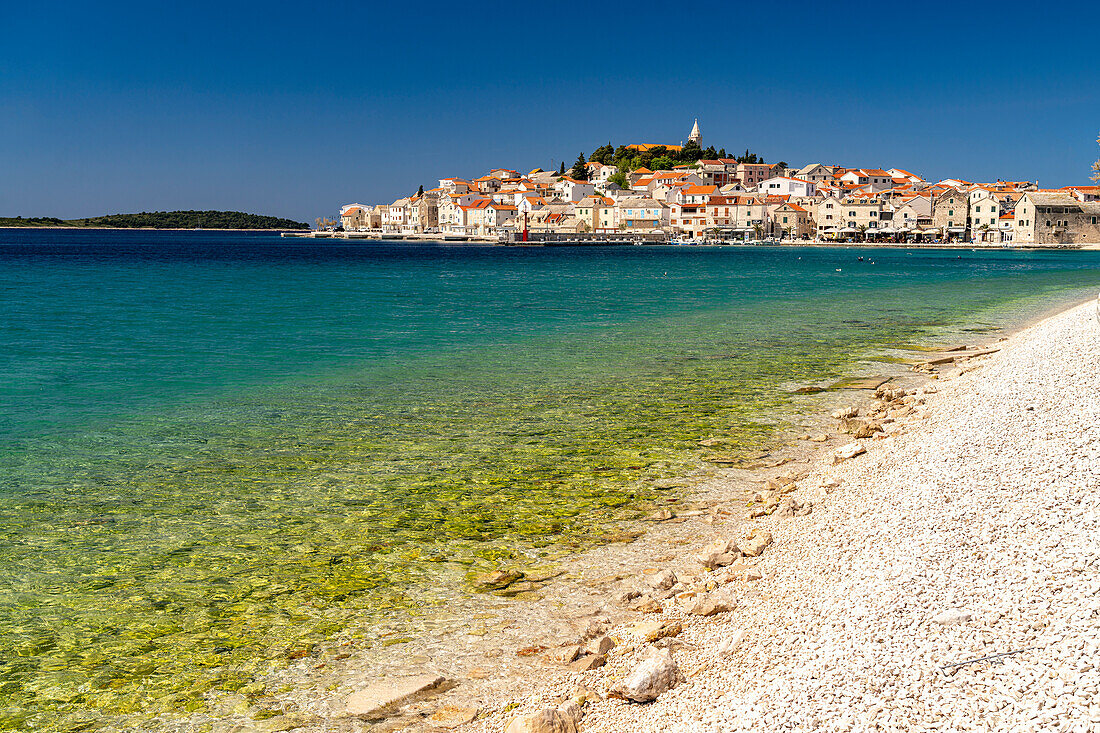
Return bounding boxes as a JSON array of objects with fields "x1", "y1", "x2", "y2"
[{"x1": 2, "y1": 230, "x2": 1099, "y2": 730}]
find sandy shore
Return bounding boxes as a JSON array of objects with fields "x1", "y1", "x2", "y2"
[{"x1": 445, "y1": 297, "x2": 1099, "y2": 733}]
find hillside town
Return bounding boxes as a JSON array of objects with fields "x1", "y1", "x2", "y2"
[{"x1": 335, "y1": 120, "x2": 1100, "y2": 246}]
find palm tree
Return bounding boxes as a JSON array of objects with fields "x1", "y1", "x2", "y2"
[
  {"x1": 752, "y1": 223, "x2": 763, "y2": 241},
  {"x1": 857, "y1": 224, "x2": 868, "y2": 242}
]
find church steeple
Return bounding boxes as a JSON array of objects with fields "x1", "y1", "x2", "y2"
[{"x1": 689, "y1": 118, "x2": 701, "y2": 144}]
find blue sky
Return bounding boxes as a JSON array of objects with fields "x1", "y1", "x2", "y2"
[{"x1": 2, "y1": 0, "x2": 1098, "y2": 222}]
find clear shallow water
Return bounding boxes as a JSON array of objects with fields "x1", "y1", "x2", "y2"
[{"x1": 1, "y1": 231, "x2": 1098, "y2": 730}]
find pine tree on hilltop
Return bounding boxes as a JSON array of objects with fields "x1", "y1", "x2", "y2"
[
  {"x1": 570, "y1": 153, "x2": 589, "y2": 180},
  {"x1": 558, "y1": 161, "x2": 566, "y2": 175},
  {"x1": 680, "y1": 139, "x2": 702, "y2": 162},
  {"x1": 417, "y1": 185, "x2": 424, "y2": 196}
]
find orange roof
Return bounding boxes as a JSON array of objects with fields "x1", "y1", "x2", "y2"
[{"x1": 680, "y1": 185, "x2": 718, "y2": 195}]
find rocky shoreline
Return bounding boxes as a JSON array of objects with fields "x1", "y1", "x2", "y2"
[
  {"x1": 204, "y1": 296, "x2": 1098, "y2": 733},
  {"x1": 458, "y1": 297, "x2": 1096, "y2": 733}
]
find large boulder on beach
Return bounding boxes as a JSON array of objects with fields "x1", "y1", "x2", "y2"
[
  {"x1": 832, "y1": 442, "x2": 866, "y2": 463},
  {"x1": 737, "y1": 529, "x2": 773, "y2": 557},
  {"x1": 630, "y1": 619, "x2": 681, "y2": 643},
  {"x1": 503, "y1": 700, "x2": 583, "y2": 733},
  {"x1": 646, "y1": 568, "x2": 678, "y2": 592},
  {"x1": 608, "y1": 647, "x2": 684, "y2": 703},
  {"x1": 688, "y1": 588, "x2": 737, "y2": 616},
  {"x1": 696, "y1": 538, "x2": 739, "y2": 569}
]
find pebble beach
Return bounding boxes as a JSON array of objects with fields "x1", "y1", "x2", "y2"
[{"x1": 437, "y1": 296, "x2": 1100, "y2": 733}]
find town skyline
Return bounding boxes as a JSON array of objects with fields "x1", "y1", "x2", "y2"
[{"x1": 331, "y1": 117, "x2": 1100, "y2": 246}]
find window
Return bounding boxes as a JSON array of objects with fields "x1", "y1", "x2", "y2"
[
  {"x1": 1093, "y1": 217, "x2": 1097, "y2": 225},
  {"x1": 1046, "y1": 220, "x2": 1051, "y2": 226},
  {"x1": 948, "y1": 210, "x2": 954, "y2": 216},
  {"x1": 975, "y1": 206, "x2": 981, "y2": 212}
]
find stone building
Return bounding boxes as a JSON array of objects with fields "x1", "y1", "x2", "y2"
[
  {"x1": 1013, "y1": 192, "x2": 1100, "y2": 244},
  {"x1": 932, "y1": 188, "x2": 969, "y2": 240}
]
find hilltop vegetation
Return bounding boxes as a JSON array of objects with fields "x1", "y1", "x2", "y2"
[
  {"x1": 560, "y1": 140, "x2": 777, "y2": 187},
  {"x1": 0, "y1": 210, "x2": 309, "y2": 229}
]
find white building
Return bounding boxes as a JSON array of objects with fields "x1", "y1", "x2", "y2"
[{"x1": 757, "y1": 176, "x2": 817, "y2": 197}]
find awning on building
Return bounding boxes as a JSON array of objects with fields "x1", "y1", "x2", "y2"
[{"x1": 947, "y1": 226, "x2": 966, "y2": 233}]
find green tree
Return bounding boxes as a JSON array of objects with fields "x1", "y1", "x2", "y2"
[
  {"x1": 717, "y1": 148, "x2": 727, "y2": 159},
  {"x1": 558, "y1": 161, "x2": 566, "y2": 175},
  {"x1": 857, "y1": 224, "x2": 868, "y2": 242},
  {"x1": 417, "y1": 185, "x2": 424, "y2": 196},
  {"x1": 703, "y1": 146, "x2": 718, "y2": 160},
  {"x1": 570, "y1": 153, "x2": 589, "y2": 180},
  {"x1": 608, "y1": 171, "x2": 629, "y2": 189},
  {"x1": 613, "y1": 145, "x2": 633, "y2": 168},
  {"x1": 651, "y1": 155, "x2": 675, "y2": 171},
  {"x1": 680, "y1": 139, "x2": 703, "y2": 162},
  {"x1": 589, "y1": 143, "x2": 614, "y2": 165}
]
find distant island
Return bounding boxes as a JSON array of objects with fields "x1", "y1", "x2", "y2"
[{"x1": 0, "y1": 210, "x2": 309, "y2": 230}]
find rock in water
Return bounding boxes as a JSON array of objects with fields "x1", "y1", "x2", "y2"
[
  {"x1": 608, "y1": 648, "x2": 684, "y2": 703},
  {"x1": 345, "y1": 674, "x2": 446, "y2": 717},
  {"x1": 473, "y1": 569, "x2": 524, "y2": 590},
  {"x1": 504, "y1": 701, "x2": 583, "y2": 733}
]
